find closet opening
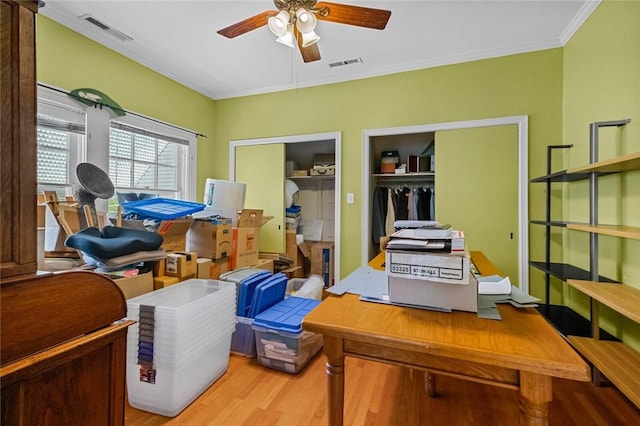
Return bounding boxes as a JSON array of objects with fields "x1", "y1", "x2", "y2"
[{"x1": 362, "y1": 116, "x2": 529, "y2": 293}]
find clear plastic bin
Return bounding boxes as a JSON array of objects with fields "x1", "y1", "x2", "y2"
[
  {"x1": 253, "y1": 326, "x2": 323, "y2": 374},
  {"x1": 230, "y1": 316, "x2": 256, "y2": 357},
  {"x1": 252, "y1": 296, "x2": 323, "y2": 374}
]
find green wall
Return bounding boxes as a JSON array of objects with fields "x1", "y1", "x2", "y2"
[
  {"x1": 36, "y1": 2, "x2": 639, "y2": 348},
  {"x1": 36, "y1": 15, "x2": 217, "y2": 199},
  {"x1": 36, "y1": 13, "x2": 564, "y2": 299},
  {"x1": 562, "y1": 0, "x2": 640, "y2": 348},
  {"x1": 215, "y1": 50, "x2": 564, "y2": 285}
]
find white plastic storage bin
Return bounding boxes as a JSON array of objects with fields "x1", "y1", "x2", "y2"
[
  {"x1": 252, "y1": 297, "x2": 323, "y2": 374},
  {"x1": 230, "y1": 316, "x2": 256, "y2": 357},
  {"x1": 126, "y1": 279, "x2": 236, "y2": 417}
]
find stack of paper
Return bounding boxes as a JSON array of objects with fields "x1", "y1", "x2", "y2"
[{"x1": 386, "y1": 228, "x2": 465, "y2": 254}]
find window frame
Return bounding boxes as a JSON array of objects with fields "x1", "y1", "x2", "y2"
[{"x1": 36, "y1": 85, "x2": 197, "y2": 206}]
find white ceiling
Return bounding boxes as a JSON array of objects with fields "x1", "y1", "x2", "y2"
[{"x1": 40, "y1": 0, "x2": 599, "y2": 100}]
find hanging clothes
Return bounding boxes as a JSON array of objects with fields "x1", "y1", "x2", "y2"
[
  {"x1": 430, "y1": 186, "x2": 435, "y2": 220},
  {"x1": 385, "y1": 189, "x2": 395, "y2": 236},
  {"x1": 371, "y1": 186, "x2": 388, "y2": 246},
  {"x1": 395, "y1": 187, "x2": 411, "y2": 220},
  {"x1": 417, "y1": 187, "x2": 431, "y2": 220}
]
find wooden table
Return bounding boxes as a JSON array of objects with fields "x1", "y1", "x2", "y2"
[{"x1": 302, "y1": 252, "x2": 590, "y2": 426}]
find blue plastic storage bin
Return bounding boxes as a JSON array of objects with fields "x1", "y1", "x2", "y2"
[
  {"x1": 123, "y1": 198, "x2": 206, "y2": 220},
  {"x1": 252, "y1": 297, "x2": 323, "y2": 374}
]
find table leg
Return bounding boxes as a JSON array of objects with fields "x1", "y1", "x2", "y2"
[
  {"x1": 424, "y1": 371, "x2": 437, "y2": 397},
  {"x1": 325, "y1": 336, "x2": 345, "y2": 426},
  {"x1": 519, "y1": 371, "x2": 552, "y2": 426}
]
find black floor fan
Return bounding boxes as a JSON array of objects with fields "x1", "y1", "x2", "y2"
[{"x1": 75, "y1": 162, "x2": 115, "y2": 228}]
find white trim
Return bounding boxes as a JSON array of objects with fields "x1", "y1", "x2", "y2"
[
  {"x1": 362, "y1": 116, "x2": 529, "y2": 294},
  {"x1": 229, "y1": 132, "x2": 342, "y2": 283},
  {"x1": 558, "y1": 0, "x2": 601, "y2": 46}
]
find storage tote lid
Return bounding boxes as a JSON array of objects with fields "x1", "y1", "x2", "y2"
[
  {"x1": 253, "y1": 296, "x2": 321, "y2": 333},
  {"x1": 123, "y1": 198, "x2": 205, "y2": 220},
  {"x1": 220, "y1": 267, "x2": 269, "y2": 284}
]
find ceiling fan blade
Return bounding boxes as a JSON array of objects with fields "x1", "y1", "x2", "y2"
[
  {"x1": 314, "y1": 2, "x2": 391, "y2": 30},
  {"x1": 295, "y1": 28, "x2": 321, "y2": 63},
  {"x1": 217, "y1": 10, "x2": 278, "y2": 38}
]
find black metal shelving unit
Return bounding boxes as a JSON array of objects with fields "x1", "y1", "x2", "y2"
[{"x1": 529, "y1": 138, "x2": 625, "y2": 340}]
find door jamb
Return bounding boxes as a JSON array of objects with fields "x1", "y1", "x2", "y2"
[{"x1": 230, "y1": 131, "x2": 342, "y2": 284}]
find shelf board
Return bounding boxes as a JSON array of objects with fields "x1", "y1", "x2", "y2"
[
  {"x1": 530, "y1": 170, "x2": 591, "y2": 183},
  {"x1": 529, "y1": 261, "x2": 618, "y2": 283},
  {"x1": 567, "y1": 152, "x2": 640, "y2": 174},
  {"x1": 287, "y1": 175, "x2": 335, "y2": 180},
  {"x1": 530, "y1": 220, "x2": 569, "y2": 227},
  {"x1": 568, "y1": 336, "x2": 640, "y2": 408},
  {"x1": 536, "y1": 305, "x2": 617, "y2": 340},
  {"x1": 373, "y1": 172, "x2": 434, "y2": 178},
  {"x1": 566, "y1": 279, "x2": 640, "y2": 323},
  {"x1": 566, "y1": 223, "x2": 640, "y2": 240}
]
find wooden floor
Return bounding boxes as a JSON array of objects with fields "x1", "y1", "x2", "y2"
[{"x1": 126, "y1": 352, "x2": 640, "y2": 425}]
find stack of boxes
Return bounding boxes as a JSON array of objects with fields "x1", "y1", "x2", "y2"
[
  {"x1": 385, "y1": 227, "x2": 477, "y2": 312},
  {"x1": 187, "y1": 216, "x2": 233, "y2": 278},
  {"x1": 230, "y1": 209, "x2": 265, "y2": 270},
  {"x1": 112, "y1": 208, "x2": 270, "y2": 297}
]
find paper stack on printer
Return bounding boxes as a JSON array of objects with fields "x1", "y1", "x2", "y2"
[{"x1": 386, "y1": 220, "x2": 464, "y2": 254}]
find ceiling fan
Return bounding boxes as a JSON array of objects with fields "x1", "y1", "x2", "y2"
[{"x1": 217, "y1": 1, "x2": 391, "y2": 63}]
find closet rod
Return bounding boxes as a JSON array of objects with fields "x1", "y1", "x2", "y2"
[{"x1": 375, "y1": 175, "x2": 434, "y2": 184}]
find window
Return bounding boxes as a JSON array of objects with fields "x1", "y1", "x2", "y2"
[
  {"x1": 36, "y1": 85, "x2": 197, "y2": 216},
  {"x1": 36, "y1": 100, "x2": 86, "y2": 200},
  {"x1": 108, "y1": 121, "x2": 190, "y2": 212}
]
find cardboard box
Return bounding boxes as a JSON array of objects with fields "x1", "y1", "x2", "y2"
[
  {"x1": 253, "y1": 258, "x2": 274, "y2": 273},
  {"x1": 121, "y1": 218, "x2": 193, "y2": 252},
  {"x1": 385, "y1": 249, "x2": 470, "y2": 285},
  {"x1": 286, "y1": 231, "x2": 308, "y2": 267},
  {"x1": 196, "y1": 258, "x2": 213, "y2": 279},
  {"x1": 153, "y1": 275, "x2": 180, "y2": 290},
  {"x1": 113, "y1": 271, "x2": 154, "y2": 299},
  {"x1": 282, "y1": 265, "x2": 304, "y2": 279},
  {"x1": 388, "y1": 273, "x2": 478, "y2": 313},
  {"x1": 230, "y1": 209, "x2": 263, "y2": 270},
  {"x1": 152, "y1": 258, "x2": 166, "y2": 277},
  {"x1": 166, "y1": 251, "x2": 197, "y2": 279},
  {"x1": 210, "y1": 257, "x2": 229, "y2": 279},
  {"x1": 187, "y1": 219, "x2": 232, "y2": 260},
  {"x1": 310, "y1": 242, "x2": 334, "y2": 287},
  {"x1": 37, "y1": 204, "x2": 46, "y2": 228}
]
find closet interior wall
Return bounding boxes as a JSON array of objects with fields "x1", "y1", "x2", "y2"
[{"x1": 368, "y1": 132, "x2": 436, "y2": 258}]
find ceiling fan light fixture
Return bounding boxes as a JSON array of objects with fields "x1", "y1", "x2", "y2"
[
  {"x1": 301, "y1": 30, "x2": 320, "y2": 47},
  {"x1": 275, "y1": 24, "x2": 295, "y2": 48},
  {"x1": 295, "y1": 7, "x2": 317, "y2": 33},
  {"x1": 268, "y1": 10, "x2": 291, "y2": 36}
]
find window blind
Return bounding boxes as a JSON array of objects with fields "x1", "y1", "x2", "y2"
[{"x1": 111, "y1": 121, "x2": 189, "y2": 146}]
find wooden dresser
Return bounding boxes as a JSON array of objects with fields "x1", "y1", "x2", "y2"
[
  {"x1": 1, "y1": 271, "x2": 134, "y2": 425},
  {"x1": 1, "y1": 3, "x2": 134, "y2": 423}
]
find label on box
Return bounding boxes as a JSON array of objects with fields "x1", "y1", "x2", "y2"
[{"x1": 386, "y1": 250, "x2": 470, "y2": 285}]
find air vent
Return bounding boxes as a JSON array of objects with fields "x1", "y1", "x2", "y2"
[
  {"x1": 79, "y1": 14, "x2": 133, "y2": 42},
  {"x1": 329, "y1": 57, "x2": 363, "y2": 68}
]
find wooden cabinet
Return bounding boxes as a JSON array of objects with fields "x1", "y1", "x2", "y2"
[
  {"x1": 0, "y1": 0, "x2": 39, "y2": 279},
  {"x1": 0, "y1": 2, "x2": 134, "y2": 424},
  {"x1": 1, "y1": 271, "x2": 134, "y2": 425},
  {"x1": 530, "y1": 119, "x2": 640, "y2": 407}
]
